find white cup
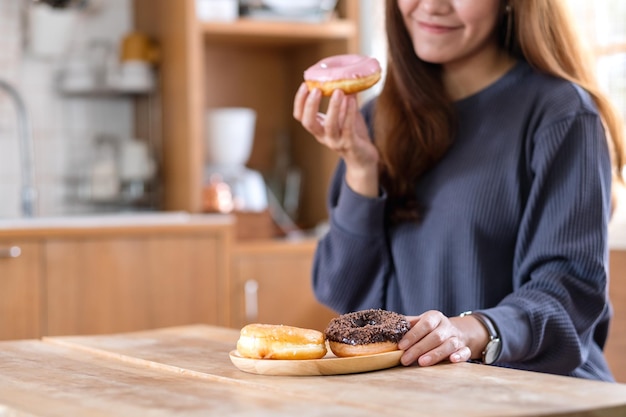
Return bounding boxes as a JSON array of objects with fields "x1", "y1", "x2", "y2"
[
  {"x1": 108, "y1": 60, "x2": 155, "y2": 92},
  {"x1": 205, "y1": 107, "x2": 257, "y2": 167},
  {"x1": 118, "y1": 139, "x2": 155, "y2": 181}
]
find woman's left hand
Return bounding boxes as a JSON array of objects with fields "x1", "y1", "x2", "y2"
[
  {"x1": 398, "y1": 310, "x2": 486, "y2": 366},
  {"x1": 293, "y1": 84, "x2": 380, "y2": 197}
]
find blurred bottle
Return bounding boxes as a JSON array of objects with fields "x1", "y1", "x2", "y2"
[{"x1": 90, "y1": 135, "x2": 120, "y2": 202}]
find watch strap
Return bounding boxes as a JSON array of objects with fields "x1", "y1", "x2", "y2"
[{"x1": 459, "y1": 310, "x2": 501, "y2": 364}]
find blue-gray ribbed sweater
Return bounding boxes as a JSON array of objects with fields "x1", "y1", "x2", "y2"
[{"x1": 312, "y1": 61, "x2": 614, "y2": 381}]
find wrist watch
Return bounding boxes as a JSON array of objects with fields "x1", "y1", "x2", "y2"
[{"x1": 459, "y1": 311, "x2": 502, "y2": 365}]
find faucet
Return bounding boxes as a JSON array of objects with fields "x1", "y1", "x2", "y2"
[{"x1": 0, "y1": 79, "x2": 37, "y2": 217}]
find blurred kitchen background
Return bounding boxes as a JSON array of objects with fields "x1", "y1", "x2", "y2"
[
  {"x1": 0, "y1": 0, "x2": 146, "y2": 217},
  {"x1": 0, "y1": 0, "x2": 624, "y2": 222},
  {"x1": 0, "y1": 0, "x2": 382, "y2": 223}
]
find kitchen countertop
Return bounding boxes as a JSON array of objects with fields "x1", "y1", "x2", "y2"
[
  {"x1": 1, "y1": 209, "x2": 623, "y2": 249},
  {"x1": 0, "y1": 325, "x2": 625, "y2": 416},
  {"x1": 0, "y1": 211, "x2": 235, "y2": 238}
]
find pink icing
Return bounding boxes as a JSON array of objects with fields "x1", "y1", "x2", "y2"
[{"x1": 304, "y1": 54, "x2": 381, "y2": 82}]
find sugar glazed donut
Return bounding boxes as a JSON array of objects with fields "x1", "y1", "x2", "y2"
[
  {"x1": 303, "y1": 54, "x2": 382, "y2": 96},
  {"x1": 236, "y1": 323, "x2": 327, "y2": 360},
  {"x1": 325, "y1": 309, "x2": 411, "y2": 357}
]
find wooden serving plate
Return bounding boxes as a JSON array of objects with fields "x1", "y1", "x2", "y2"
[{"x1": 229, "y1": 350, "x2": 403, "y2": 376}]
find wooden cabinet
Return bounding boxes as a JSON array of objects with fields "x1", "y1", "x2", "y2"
[
  {"x1": 0, "y1": 241, "x2": 42, "y2": 340},
  {"x1": 45, "y1": 232, "x2": 230, "y2": 336},
  {"x1": 1, "y1": 218, "x2": 339, "y2": 340},
  {"x1": 607, "y1": 249, "x2": 626, "y2": 382},
  {"x1": 230, "y1": 239, "x2": 336, "y2": 332},
  {"x1": 0, "y1": 216, "x2": 233, "y2": 340},
  {"x1": 133, "y1": 0, "x2": 360, "y2": 230}
]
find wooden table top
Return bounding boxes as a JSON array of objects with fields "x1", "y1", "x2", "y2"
[{"x1": 1, "y1": 324, "x2": 625, "y2": 417}]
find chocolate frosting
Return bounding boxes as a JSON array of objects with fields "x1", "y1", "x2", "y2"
[{"x1": 325, "y1": 309, "x2": 411, "y2": 346}]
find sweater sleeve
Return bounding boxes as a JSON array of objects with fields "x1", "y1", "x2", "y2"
[
  {"x1": 484, "y1": 110, "x2": 613, "y2": 377},
  {"x1": 312, "y1": 99, "x2": 393, "y2": 313},
  {"x1": 311, "y1": 160, "x2": 391, "y2": 313}
]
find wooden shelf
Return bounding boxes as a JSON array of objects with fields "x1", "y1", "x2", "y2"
[
  {"x1": 200, "y1": 18, "x2": 356, "y2": 45},
  {"x1": 133, "y1": 0, "x2": 359, "y2": 230},
  {"x1": 57, "y1": 88, "x2": 154, "y2": 97}
]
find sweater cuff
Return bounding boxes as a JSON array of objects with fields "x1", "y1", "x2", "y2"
[
  {"x1": 332, "y1": 177, "x2": 386, "y2": 238},
  {"x1": 479, "y1": 305, "x2": 532, "y2": 363}
]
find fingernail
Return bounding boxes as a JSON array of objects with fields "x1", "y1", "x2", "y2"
[
  {"x1": 420, "y1": 355, "x2": 432, "y2": 366},
  {"x1": 398, "y1": 340, "x2": 408, "y2": 350},
  {"x1": 400, "y1": 351, "x2": 414, "y2": 366},
  {"x1": 451, "y1": 353, "x2": 461, "y2": 363}
]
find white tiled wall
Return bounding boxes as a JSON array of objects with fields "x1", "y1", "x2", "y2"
[{"x1": 0, "y1": 0, "x2": 133, "y2": 218}]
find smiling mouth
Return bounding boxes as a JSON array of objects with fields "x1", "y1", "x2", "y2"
[{"x1": 418, "y1": 21, "x2": 459, "y2": 34}]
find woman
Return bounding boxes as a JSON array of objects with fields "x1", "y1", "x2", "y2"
[{"x1": 293, "y1": 0, "x2": 625, "y2": 381}]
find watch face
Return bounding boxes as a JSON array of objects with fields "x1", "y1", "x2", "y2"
[{"x1": 484, "y1": 339, "x2": 502, "y2": 365}]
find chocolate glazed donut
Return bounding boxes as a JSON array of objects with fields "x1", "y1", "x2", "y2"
[{"x1": 325, "y1": 309, "x2": 411, "y2": 357}]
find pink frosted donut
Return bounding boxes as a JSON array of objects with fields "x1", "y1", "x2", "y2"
[{"x1": 303, "y1": 54, "x2": 382, "y2": 96}]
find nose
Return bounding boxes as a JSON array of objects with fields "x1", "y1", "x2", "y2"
[{"x1": 418, "y1": 0, "x2": 452, "y2": 14}]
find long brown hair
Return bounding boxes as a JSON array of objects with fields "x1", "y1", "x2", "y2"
[
  {"x1": 376, "y1": 0, "x2": 456, "y2": 222},
  {"x1": 376, "y1": 0, "x2": 625, "y2": 222},
  {"x1": 511, "y1": 0, "x2": 625, "y2": 187}
]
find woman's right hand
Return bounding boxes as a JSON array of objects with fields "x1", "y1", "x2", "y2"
[
  {"x1": 293, "y1": 83, "x2": 380, "y2": 197},
  {"x1": 398, "y1": 311, "x2": 488, "y2": 367}
]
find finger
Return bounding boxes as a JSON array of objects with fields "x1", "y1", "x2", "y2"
[
  {"x1": 316, "y1": 112, "x2": 326, "y2": 126},
  {"x1": 292, "y1": 83, "x2": 309, "y2": 121},
  {"x1": 400, "y1": 331, "x2": 444, "y2": 366},
  {"x1": 341, "y1": 95, "x2": 358, "y2": 138},
  {"x1": 337, "y1": 92, "x2": 351, "y2": 127},
  {"x1": 449, "y1": 346, "x2": 472, "y2": 363},
  {"x1": 399, "y1": 313, "x2": 454, "y2": 366},
  {"x1": 324, "y1": 89, "x2": 344, "y2": 139},
  {"x1": 399, "y1": 330, "x2": 441, "y2": 366},
  {"x1": 398, "y1": 311, "x2": 442, "y2": 350},
  {"x1": 300, "y1": 88, "x2": 324, "y2": 136},
  {"x1": 398, "y1": 327, "x2": 425, "y2": 352},
  {"x1": 417, "y1": 335, "x2": 464, "y2": 367}
]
